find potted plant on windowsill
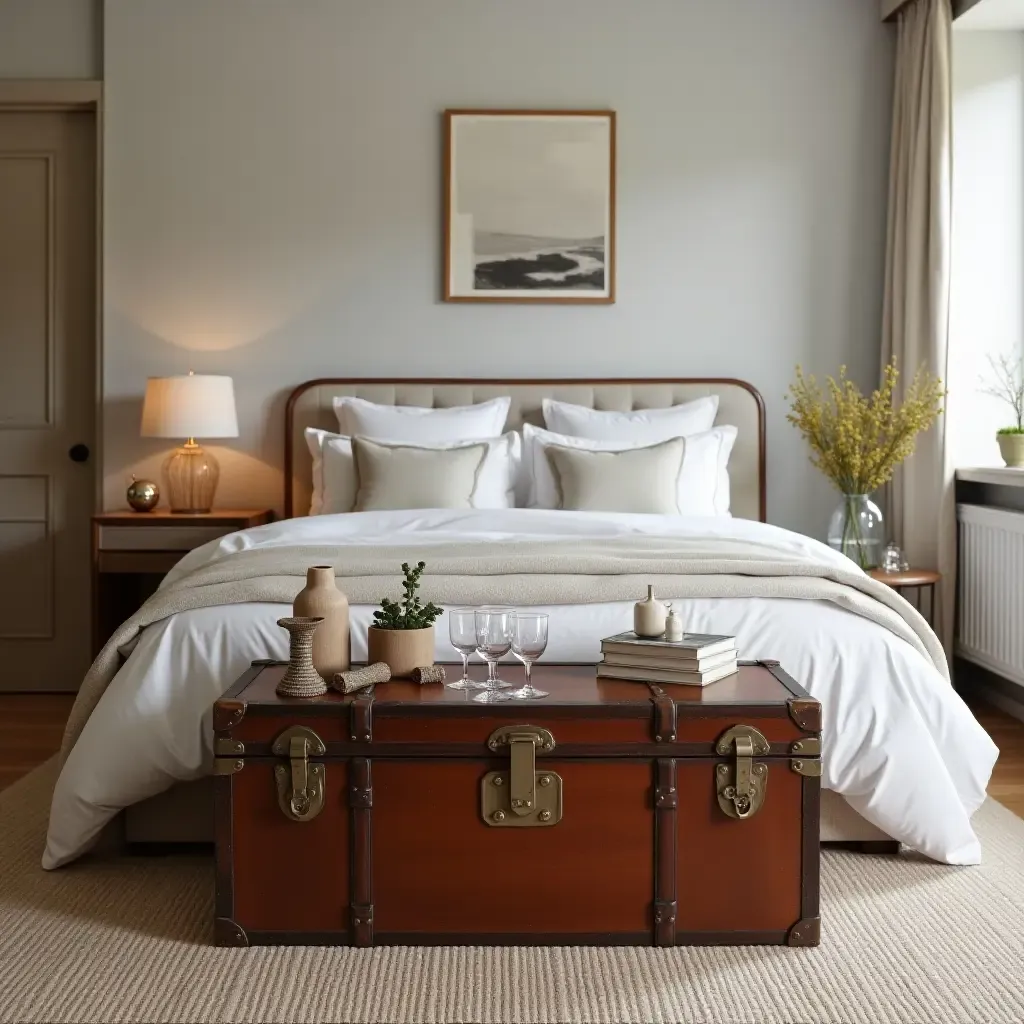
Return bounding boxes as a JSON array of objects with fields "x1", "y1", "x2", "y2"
[
  {"x1": 787, "y1": 359, "x2": 945, "y2": 570},
  {"x1": 981, "y1": 354, "x2": 1024, "y2": 468},
  {"x1": 367, "y1": 561, "x2": 443, "y2": 678}
]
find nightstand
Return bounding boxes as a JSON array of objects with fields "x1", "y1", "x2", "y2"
[
  {"x1": 92, "y1": 509, "x2": 274, "y2": 657},
  {"x1": 868, "y1": 568, "x2": 941, "y2": 628}
]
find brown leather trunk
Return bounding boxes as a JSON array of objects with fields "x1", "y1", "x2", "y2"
[{"x1": 213, "y1": 661, "x2": 820, "y2": 947}]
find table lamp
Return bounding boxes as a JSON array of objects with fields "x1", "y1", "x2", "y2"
[{"x1": 140, "y1": 372, "x2": 239, "y2": 514}]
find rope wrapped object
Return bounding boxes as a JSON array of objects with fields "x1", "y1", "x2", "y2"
[
  {"x1": 410, "y1": 664, "x2": 446, "y2": 685},
  {"x1": 275, "y1": 617, "x2": 328, "y2": 697},
  {"x1": 332, "y1": 662, "x2": 391, "y2": 694}
]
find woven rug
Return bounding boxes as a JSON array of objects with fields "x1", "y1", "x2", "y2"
[{"x1": 3, "y1": 763, "x2": 1023, "y2": 1024}]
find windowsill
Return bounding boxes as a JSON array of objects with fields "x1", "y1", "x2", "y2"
[{"x1": 956, "y1": 467, "x2": 1024, "y2": 487}]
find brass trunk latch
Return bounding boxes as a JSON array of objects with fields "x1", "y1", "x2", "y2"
[
  {"x1": 272, "y1": 725, "x2": 326, "y2": 822},
  {"x1": 715, "y1": 724, "x2": 769, "y2": 820},
  {"x1": 482, "y1": 725, "x2": 562, "y2": 828}
]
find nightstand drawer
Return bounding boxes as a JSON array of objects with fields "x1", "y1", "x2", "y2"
[{"x1": 96, "y1": 525, "x2": 237, "y2": 551}]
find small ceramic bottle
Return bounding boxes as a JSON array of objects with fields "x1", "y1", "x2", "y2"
[
  {"x1": 634, "y1": 585, "x2": 667, "y2": 637},
  {"x1": 664, "y1": 603, "x2": 683, "y2": 642}
]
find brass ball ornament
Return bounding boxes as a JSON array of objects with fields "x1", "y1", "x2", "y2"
[{"x1": 126, "y1": 475, "x2": 160, "y2": 512}]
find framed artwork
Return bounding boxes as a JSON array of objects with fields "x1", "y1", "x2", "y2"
[{"x1": 443, "y1": 109, "x2": 616, "y2": 304}]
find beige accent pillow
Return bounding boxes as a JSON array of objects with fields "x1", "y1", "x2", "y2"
[
  {"x1": 544, "y1": 437, "x2": 686, "y2": 514},
  {"x1": 352, "y1": 437, "x2": 489, "y2": 512}
]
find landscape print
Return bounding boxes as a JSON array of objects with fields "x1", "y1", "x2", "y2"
[{"x1": 445, "y1": 111, "x2": 615, "y2": 302}]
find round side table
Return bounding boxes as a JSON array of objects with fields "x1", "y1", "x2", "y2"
[{"x1": 867, "y1": 568, "x2": 941, "y2": 627}]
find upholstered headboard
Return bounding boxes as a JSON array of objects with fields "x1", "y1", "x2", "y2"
[{"x1": 284, "y1": 378, "x2": 766, "y2": 521}]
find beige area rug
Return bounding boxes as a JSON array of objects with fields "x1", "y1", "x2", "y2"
[{"x1": 3, "y1": 763, "x2": 1024, "y2": 1024}]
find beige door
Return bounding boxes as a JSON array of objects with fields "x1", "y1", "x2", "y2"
[{"x1": 0, "y1": 110, "x2": 96, "y2": 691}]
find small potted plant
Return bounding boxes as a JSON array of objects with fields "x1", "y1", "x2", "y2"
[
  {"x1": 367, "y1": 561, "x2": 443, "y2": 678},
  {"x1": 981, "y1": 354, "x2": 1024, "y2": 468}
]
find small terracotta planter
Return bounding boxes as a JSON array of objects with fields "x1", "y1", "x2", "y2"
[
  {"x1": 997, "y1": 432, "x2": 1024, "y2": 468},
  {"x1": 367, "y1": 626, "x2": 435, "y2": 679}
]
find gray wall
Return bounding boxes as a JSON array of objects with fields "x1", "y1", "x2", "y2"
[
  {"x1": 102, "y1": 0, "x2": 893, "y2": 532},
  {"x1": 0, "y1": 0, "x2": 100, "y2": 78}
]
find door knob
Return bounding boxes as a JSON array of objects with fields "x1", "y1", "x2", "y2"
[{"x1": 68, "y1": 444, "x2": 90, "y2": 463}]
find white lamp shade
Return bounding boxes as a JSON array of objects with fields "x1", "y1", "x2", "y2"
[{"x1": 140, "y1": 374, "x2": 239, "y2": 439}]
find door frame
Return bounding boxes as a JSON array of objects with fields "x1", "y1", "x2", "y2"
[{"x1": 0, "y1": 80, "x2": 103, "y2": 512}]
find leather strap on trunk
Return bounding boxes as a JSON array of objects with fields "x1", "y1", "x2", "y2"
[
  {"x1": 350, "y1": 686, "x2": 375, "y2": 743},
  {"x1": 653, "y1": 758, "x2": 678, "y2": 946},
  {"x1": 647, "y1": 683, "x2": 677, "y2": 743},
  {"x1": 349, "y1": 757, "x2": 373, "y2": 946}
]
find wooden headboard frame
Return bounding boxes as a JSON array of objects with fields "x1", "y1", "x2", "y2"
[{"x1": 283, "y1": 377, "x2": 766, "y2": 521}]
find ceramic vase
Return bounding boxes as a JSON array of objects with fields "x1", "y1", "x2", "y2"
[
  {"x1": 367, "y1": 626, "x2": 435, "y2": 679},
  {"x1": 997, "y1": 433, "x2": 1024, "y2": 468},
  {"x1": 293, "y1": 565, "x2": 350, "y2": 679},
  {"x1": 276, "y1": 617, "x2": 328, "y2": 697},
  {"x1": 634, "y1": 585, "x2": 667, "y2": 637}
]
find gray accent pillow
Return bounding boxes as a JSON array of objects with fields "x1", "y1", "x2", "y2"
[
  {"x1": 352, "y1": 437, "x2": 489, "y2": 511},
  {"x1": 544, "y1": 437, "x2": 685, "y2": 514}
]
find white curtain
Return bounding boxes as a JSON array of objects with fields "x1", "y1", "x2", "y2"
[{"x1": 880, "y1": 0, "x2": 954, "y2": 650}]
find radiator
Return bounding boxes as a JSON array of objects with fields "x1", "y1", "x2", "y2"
[{"x1": 957, "y1": 503, "x2": 1024, "y2": 686}]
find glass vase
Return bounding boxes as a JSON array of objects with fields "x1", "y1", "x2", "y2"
[{"x1": 827, "y1": 494, "x2": 885, "y2": 570}]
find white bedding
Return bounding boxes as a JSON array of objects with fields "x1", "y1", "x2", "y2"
[{"x1": 44, "y1": 509, "x2": 997, "y2": 868}]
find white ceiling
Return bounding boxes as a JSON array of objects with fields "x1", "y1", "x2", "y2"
[{"x1": 957, "y1": 0, "x2": 1024, "y2": 30}]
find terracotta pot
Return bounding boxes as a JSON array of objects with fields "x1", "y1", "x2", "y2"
[
  {"x1": 997, "y1": 432, "x2": 1024, "y2": 468},
  {"x1": 293, "y1": 566, "x2": 350, "y2": 679},
  {"x1": 367, "y1": 625, "x2": 435, "y2": 679}
]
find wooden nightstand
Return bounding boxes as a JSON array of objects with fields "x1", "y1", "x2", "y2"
[
  {"x1": 868, "y1": 568, "x2": 941, "y2": 627},
  {"x1": 92, "y1": 509, "x2": 274, "y2": 657}
]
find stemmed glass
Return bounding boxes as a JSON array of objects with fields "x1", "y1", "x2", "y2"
[
  {"x1": 473, "y1": 608, "x2": 515, "y2": 703},
  {"x1": 509, "y1": 612, "x2": 549, "y2": 699},
  {"x1": 447, "y1": 608, "x2": 481, "y2": 690}
]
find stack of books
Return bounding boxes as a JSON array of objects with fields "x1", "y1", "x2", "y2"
[{"x1": 597, "y1": 631, "x2": 738, "y2": 686}]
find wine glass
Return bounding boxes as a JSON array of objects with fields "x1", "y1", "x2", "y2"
[
  {"x1": 509, "y1": 612, "x2": 549, "y2": 699},
  {"x1": 447, "y1": 608, "x2": 481, "y2": 690},
  {"x1": 473, "y1": 608, "x2": 514, "y2": 703}
]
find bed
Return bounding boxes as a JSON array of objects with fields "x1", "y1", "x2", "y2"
[{"x1": 45, "y1": 378, "x2": 997, "y2": 869}]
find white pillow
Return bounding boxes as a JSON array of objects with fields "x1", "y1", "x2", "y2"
[
  {"x1": 321, "y1": 432, "x2": 521, "y2": 513},
  {"x1": 522, "y1": 422, "x2": 736, "y2": 516},
  {"x1": 541, "y1": 395, "x2": 718, "y2": 442},
  {"x1": 304, "y1": 426, "x2": 345, "y2": 515},
  {"x1": 334, "y1": 395, "x2": 511, "y2": 441}
]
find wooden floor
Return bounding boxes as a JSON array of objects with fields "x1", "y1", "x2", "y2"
[
  {"x1": 0, "y1": 694, "x2": 75, "y2": 792},
  {"x1": 1, "y1": 693, "x2": 1022, "y2": 818},
  {"x1": 964, "y1": 697, "x2": 1024, "y2": 817}
]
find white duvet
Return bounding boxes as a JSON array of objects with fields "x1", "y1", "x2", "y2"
[{"x1": 44, "y1": 509, "x2": 997, "y2": 868}]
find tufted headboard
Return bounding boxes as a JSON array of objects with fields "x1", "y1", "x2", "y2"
[{"x1": 284, "y1": 378, "x2": 766, "y2": 521}]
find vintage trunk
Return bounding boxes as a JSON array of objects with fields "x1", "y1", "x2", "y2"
[{"x1": 213, "y1": 660, "x2": 820, "y2": 947}]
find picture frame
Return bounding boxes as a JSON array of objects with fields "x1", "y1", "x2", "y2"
[{"x1": 443, "y1": 109, "x2": 616, "y2": 304}]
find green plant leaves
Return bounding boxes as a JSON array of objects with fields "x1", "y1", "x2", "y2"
[{"x1": 373, "y1": 561, "x2": 444, "y2": 630}]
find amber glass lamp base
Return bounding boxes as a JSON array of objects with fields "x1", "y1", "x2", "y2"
[{"x1": 164, "y1": 440, "x2": 220, "y2": 514}]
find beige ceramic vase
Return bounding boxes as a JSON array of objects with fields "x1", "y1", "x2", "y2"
[
  {"x1": 293, "y1": 566, "x2": 350, "y2": 679},
  {"x1": 367, "y1": 626, "x2": 435, "y2": 679},
  {"x1": 634, "y1": 585, "x2": 667, "y2": 637}
]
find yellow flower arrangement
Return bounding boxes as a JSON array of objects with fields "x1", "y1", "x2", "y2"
[{"x1": 787, "y1": 360, "x2": 945, "y2": 495}]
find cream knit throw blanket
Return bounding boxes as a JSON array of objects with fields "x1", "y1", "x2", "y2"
[{"x1": 61, "y1": 535, "x2": 948, "y2": 760}]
